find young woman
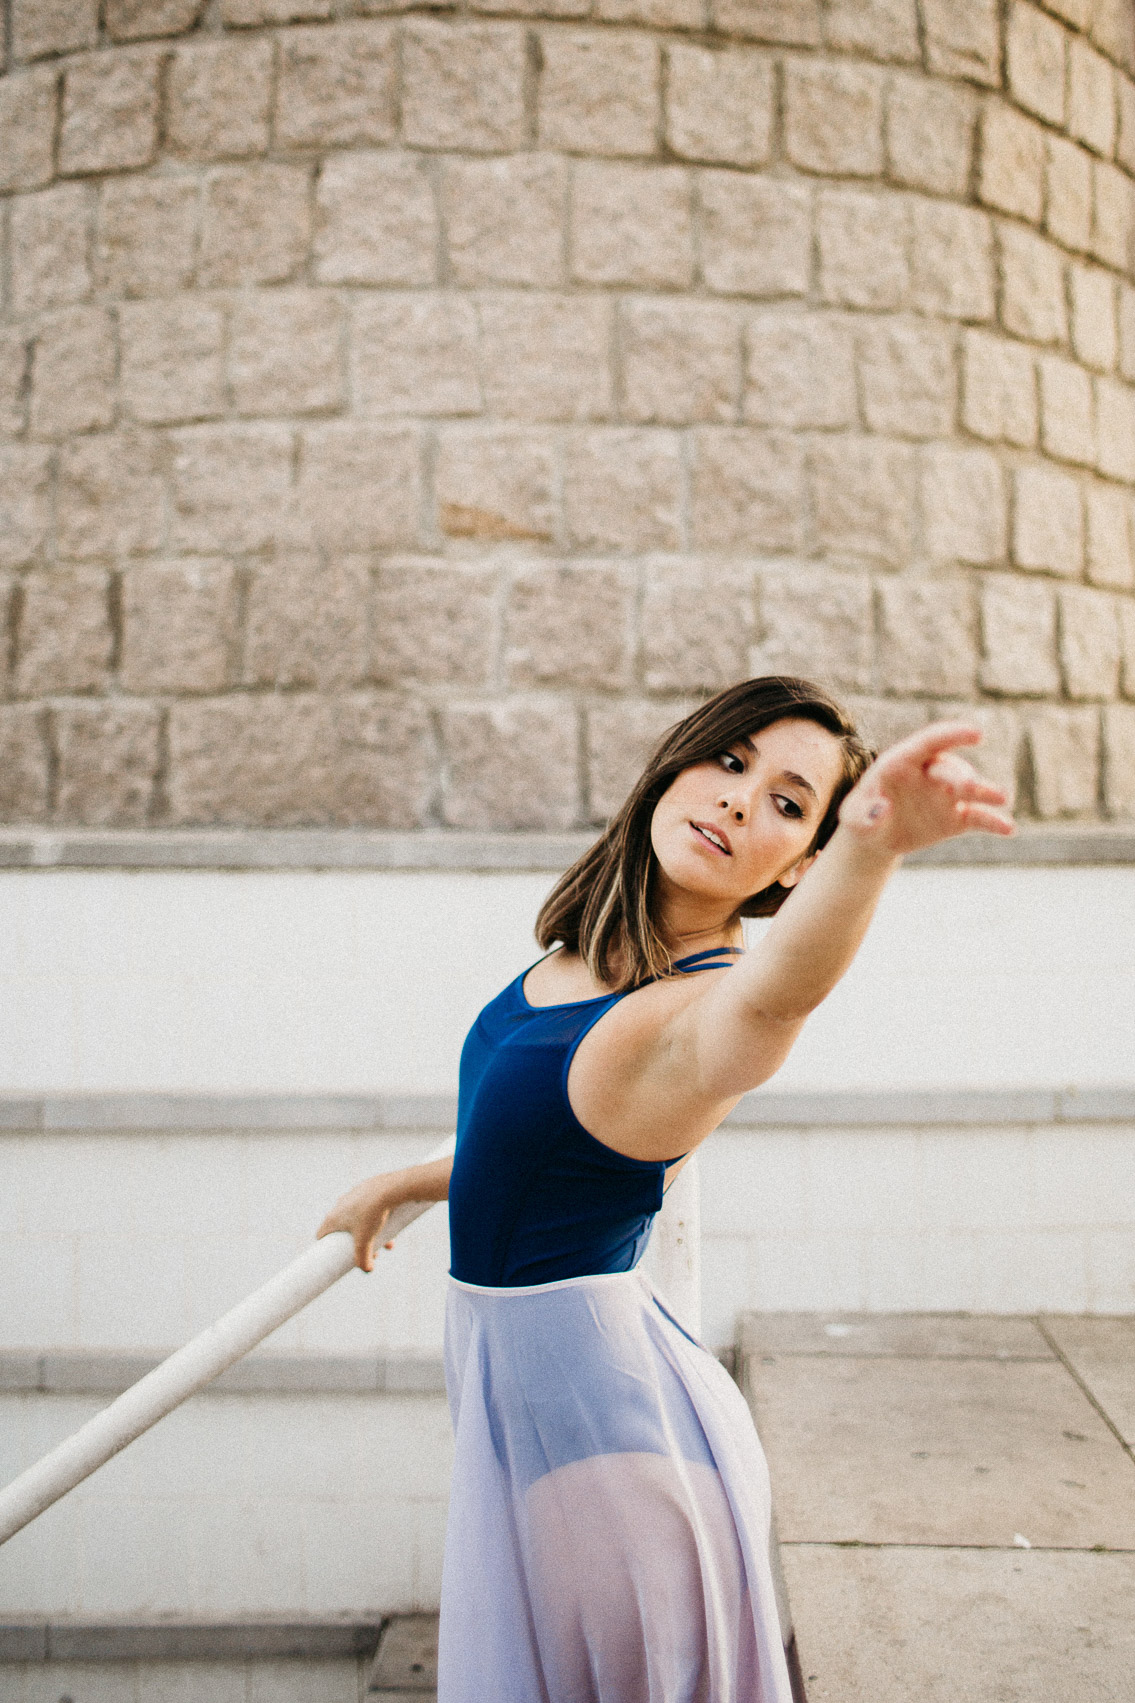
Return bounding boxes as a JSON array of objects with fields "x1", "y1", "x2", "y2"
[{"x1": 318, "y1": 676, "x2": 1014, "y2": 1703}]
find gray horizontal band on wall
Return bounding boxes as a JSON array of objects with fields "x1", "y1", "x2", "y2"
[
  {"x1": 0, "y1": 1348, "x2": 446, "y2": 1398},
  {"x1": 0, "y1": 1617, "x2": 391, "y2": 1663},
  {"x1": 3, "y1": 1086, "x2": 1134, "y2": 1133},
  {"x1": 0, "y1": 826, "x2": 1132, "y2": 872}
]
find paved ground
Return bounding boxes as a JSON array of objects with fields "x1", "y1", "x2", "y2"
[{"x1": 742, "y1": 1313, "x2": 1135, "y2": 1702}]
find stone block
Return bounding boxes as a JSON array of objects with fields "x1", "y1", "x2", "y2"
[
  {"x1": 402, "y1": 20, "x2": 526, "y2": 152},
  {"x1": 698, "y1": 174, "x2": 811, "y2": 299},
  {"x1": 58, "y1": 431, "x2": 167, "y2": 560},
  {"x1": 921, "y1": 0, "x2": 1001, "y2": 87},
  {"x1": 121, "y1": 559, "x2": 237, "y2": 693},
  {"x1": 539, "y1": 29, "x2": 659, "y2": 158},
  {"x1": 1119, "y1": 75, "x2": 1135, "y2": 174},
  {"x1": 1096, "y1": 378, "x2": 1135, "y2": 483},
  {"x1": 562, "y1": 427, "x2": 683, "y2": 552},
  {"x1": 1059, "y1": 584, "x2": 1122, "y2": 698},
  {"x1": 1092, "y1": 0, "x2": 1133, "y2": 70},
  {"x1": 690, "y1": 429, "x2": 804, "y2": 552},
  {"x1": 0, "y1": 445, "x2": 52, "y2": 568},
  {"x1": 12, "y1": 0, "x2": 97, "y2": 61},
  {"x1": 877, "y1": 579, "x2": 976, "y2": 696},
  {"x1": 840, "y1": 693, "x2": 929, "y2": 750},
  {"x1": 708, "y1": 0, "x2": 821, "y2": 45},
  {"x1": 199, "y1": 164, "x2": 311, "y2": 287},
  {"x1": 170, "y1": 423, "x2": 297, "y2": 554},
  {"x1": 443, "y1": 154, "x2": 565, "y2": 288},
  {"x1": 96, "y1": 178, "x2": 199, "y2": 299},
  {"x1": 59, "y1": 48, "x2": 160, "y2": 175},
  {"x1": 1069, "y1": 265, "x2": 1118, "y2": 373},
  {"x1": 978, "y1": 102, "x2": 1046, "y2": 224},
  {"x1": 594, "y1": 0, "x2": 700, "y2": 23},
  {"x1": 586, "y1": 698, "x2": 696, "y2": 821},
  {"x1": 167, "y1": 37, "x2": 272, "y2": 160},
  {"x1": 998, "y1": 225, "x2": 1068, "y2": 347},
  {"x1": 0, "y1": 705, "x2": 49, "y2": 821},
  {"x1": 1045, "y1": 134, "x2": 1093, "y2": 252},
  {"x1": 275, "y1": 22, "x2": 397, "y2": 150},
  {"x1": 440, "y1": 699, "x2": 579, "y2": 830},
  {"x1": 884, "y1": 74, "x2": 975, "y2": 198},
  {"x1": 9, "y1": 185, "x2": 93, "y2": 315},
  {"x1": 168, "y1": 693, "x2": 435, "y2": 826},
  {"x1": 641, "y1": 558, "x2": 752, "y2": 691},
  {"x1": 298, "y1": 423, "x2": 422, "y2": 551},
  {"x1": 571, "y1": 161, "x2": 693, "y2": 288},
  {"x1": 961, "y1": 329, "x2": 1038, "y2": 447},
  {"x1": 751, "y1": 563, "x2": 873, "y2": 693},
  {"x1": 1091, "y1": 161, "x2": 1135, "y2": 272},
  {"x1": 620, "y1": 297, "x2": 740, "y2": 425},
  {"x1": 478, "y1": 293, "x2": 612, "y2": 421},
  {"x1": 856, "y1": 319, "x2": 956, "y2": 440},
  {"x1": 934, "y1": 699, "x2": 1023, "y2": 803},
  {"x1": 823, "y1": 0, "x2": 919, "y2": 62},
  {"x1": 1122, "y1": 597, "x2": 1135, "y2": 696},
  {"x1": 505, "y1": 561, "x2": 634, "y2": 689},
  {"x1": 229, "y1": 290, "x2": 343, "y2": 417},
  {"x1": 119, "y1": 297, "x2": 226, "y2": 425},
  {"x1": 436, "y1": 425, "x2": 558, "y2": 544},
  {"x1": 54, "y1": 702, "x2": 160, "y2": 826},
  {"x1": 1026, "y1": 704, "x2": 1100, "y2": 816},
  {"x1": 809, "y1": 437, "x2": 915, "y2": 568},
  {"x1": 222, "y1": 0, "x2": 331, "y2": 20},
  {"x1": 106, "y1": 0, "x2": 204, "y2": 40},
  {"x1": 664, "y1": 43, "x2": 773, "y2": 168},
  {"x1": 29, "y1": 306, "x2": 116, "y2": 440},
  {"x1": 922, "y1": 446, "x2": 1007, "y2": 567},
  {"x1": 372, "y1": 560, "x2": 497, "y2": 687},
  {"x1": 1085, "y1": 482, "x2": 1134, "y2": 588},
  {"x1": 0, "y1": 67, "x2": 58, "y2": 193},
  {"x1": 979, "y1": 573, "x2": 1060, "y2": 695},
  {"x1": 1104, "y1": 702, "x2": 1135, "y2": 815},
  {"x1": 315, "y1": 152, "x2": 436, "y2": 287},
  {"x1": 14, "y1": 566, "x2": 112, "y2": 695},
  {"x1": 1039, "y1": 354, "x2": 1097, "y2": 467},
  {"x1": 784, "y1": 59, "x2": 884, "y2": 178},
  {"x1": 744, "y1": 310, "x2": 855, "y2": 430},
  {"x1": 1068, "y1": 35, "x2": 1118, "y2": 157},
  {"x1": 242, "y1": 556, "x2": 370, "y2": 689},
  {"x1": 909, "y1": 201, "x2": 995, "y2": 323},
  {"x1": 817, "y1": 189, "x2": 908, "y2": 311},
  {"x1": 1013, "y1": 463, "x2": 1084, "y2": 577},
  {"x1": 1006, "y1": 2, "x2": 1067, "y2": 126},
  {"x1": 0, "y1": 331, "x2": 29, "y2": 438},
  {"x1": 1123, "y1": 287, "x2": 1135, "y2": 382},
  {"x1": 351, "y1": 295, "x2": 480, "y2": 417}
]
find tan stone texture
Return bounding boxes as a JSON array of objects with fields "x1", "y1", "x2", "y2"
[
  {"x1": 106, "y1": 0, "x2": 205, "y2": 40},
  {"x1": 909, "y1": 202, "x2": 995, "y2": 323},
  {"x1": 120, "y1": 559, "x2": 238, "y2": 694},
  {"x1": 698, "y1": 174, "x2": 811, "y2": 299},
  {"x1": 751, "y1": 564, "x2": 873, "y2": 693},
  {"x1": 563, "y1": 428, "x2": 683, "y2": 552},
  {"x1": 1013, "y1": 464, "x2": 1084, "y2": 578},
  {"x1": 444, "y1": 155, "x2": 565, "y2": 289},
  {"x1": 1006, "y1": 2, "x2": 1068, "y2": 127},
  {"x1": 437, "y1": 426, "x2": 559, "y2": 544},
  {"x1": 96, "y1": 178, "x2": 199, "y2": 299},
  {"x1": 594, "y1": 0, "x2": 699, "y2": 25},
  {"x1": 1120, "y1": 75, "x2": 1135, "y2": 174},
  {"x1": 53, "y1": 702, "x2": 160, "y2": 827},
  {"x1": 691, "y1": 429, "x2": 804, "y2": 553},
  {"x1": 440, "y1": 699, "x2": 579, "y2": 830},
  {"x1": 1059, "y1": 584, "x2": 1122, "y2": 699},
  {"x1": 817, "y1": 190, "x2": 908, "y2": 312},
  {"x1": 922, "y1": 446, "x2": 1007, "y2": 567},
  {"x1": 979, "y1": 103, "x2": 1046, "y2": 225},
  {"x1": 1091, "y1": 162, "x2": 1135, "y2": 273},
  {"x1": 120, "y1": 297, "x2": 226, "y2": 425},
  {"x1": 0, "y1": 67, "x2": 59, "y2": 194},
  {"x1": 921, "y1": 0, "x2": 1001, "y2": 87},
  {"x1": 402, "y1": 21, "x2": 527, "y2": 153},
  {"x1": 351, "y1": 294, "x2": 479, "y2": 418},
  {"x1": 1122, "y1": 598, "x2": 1135, "y2": 697},
  {"x1": 297, "y1": 423, "x2": 422, "y2": 552},
  {"x1": 641, "y1": 559, "x2": 752, "y2": 692},
  {"x1": 167, "y1": 37, "x2": 273, "y2": 160},
  {"x1": 961, "y1": 330, "x2": 1038, "y2": 447},
  {"x1": 1104, "y1": 702, "x2": 1135, "y2": 815},
  {"x1": 1039, "y1": 355, "x2": 1097, "y2": 467},
  {"x1": 1122, "y1": 287, "x2": 1135, "y2": 383},
  {"x1": 744, "y1": 312, "x2": 855, "y2": 431},
  {"x1": 29, "y1": 306, "x2": 116, "y2": 439},
  {"x1": 877, "y1": 580, "x2": 977, "y2": 696},
  {"x1": 479, "y1": 294, "x2": 612, "y2": 422},
  {"x1": 59, "y1": 48, "x2": 161, "y2": 175},
  {"x1": 229, "y1": 291, "x2": 343, "y2": 417},
  {"x1": 1068, "y1": 36, "x2": 1118, "y2": 157},
  {"x1": 586, "y1": 698, "x2": 695, "y2": 821},
  {"x1": 0, "y1": 332, "x2": 29, "y2": 439},
  {"x1": 170, "y1": 423, "x2": 298, "y2": 555},
  {"x1": 222, "y1": 0, "x2": 331, "y2": 21},
  {"x1": 884, "y1": 75, "x2": 974, "y2": 198},
  {"x1": 1096, "y1": 379, "x2": 1135, "y2": 484},
  {"x1": 709, "y1": 0, "x2": 821, "y2": 45},
  {"x1": 540, "y1": 29, "x2": 659, "y2": 158},
  {"x1": 809, "y1": 438, "x2": 915, "y2": 568},
  {"x1": 571, "y1": 162, "x2": 693, "y2": 288},
  {"x1": 0, "y1": 445, "x2": 53, "y2": 569},
  {"x1": 621, "y1": 298, "x2": 740, "y2": 426},
  {"x1": 1069, "y1": 265, "x2": 1118, "y2": 373},
  {"x1": 15, "y1": 567, "x2": 112, "y2": 696},
  {"x1": 784, "y1": 60, "x2": 885, "y2": 179},
  {"x1": 10, "y1": 185, "x2": 94, "y2": 316},
  {"x1": 0, "y1": 706, "x2": 50, "y2": 822},
  {"x1": 372, "y1": 560, "x2": 497, "y2": 688},
  {"x1": 1085, "y1": 483, "x2": 1135, "y2": 589},
  {"x1": 199, "y1": 164, "x2": 312, "y2": 288},
  {"x1": 276, "y1": 23, "x2": 396, "y2": 149},
  {"x1": 1046, "y1": 134, "x2": 1093, "y2": 253},
  {"x1": 998, "y1": 225, "x2": 1069, "y2": 347},
  {"x1": 58, "y1": 431, "x2": 168, "y2": 561},
  {"x1": 664, "y1": 43, "x2": 773, "y2": 168},
  {"x1": 242, "y1": 557, "x2": 370, "y2": 690},
  {"x1": 315, "y1": 152, "x2": 437, "y2": 288},
  {"x1": 505, "y1": 562, "x2": 634, "y2": 689},
  {"x1": 824, "y1": 0, "x2": 919, "y2": 62},
  {"x1": 934, "y1": 699, "x2": 1023, "y2": 803},
  {"x1": 1026, "y1": 704, "x2": 1100, "y2": 816},
  {"x1": 12, "y1": 0, "x2": 98, "y2": 61},
  {"x1": 980, "y1": 574, "x2": 1061, "y2": 696},
  {"x1": 856, "y1": 319, "x2": 956, "y2": 440}
]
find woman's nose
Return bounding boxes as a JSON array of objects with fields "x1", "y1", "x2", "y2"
[{"x1": 718, "y1": 795, "x2": 746, "y2": 822}]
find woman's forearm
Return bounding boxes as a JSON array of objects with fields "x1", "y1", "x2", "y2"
[{"x1": 383, "y1": 1155, "x2": 453, "y2": 1208}]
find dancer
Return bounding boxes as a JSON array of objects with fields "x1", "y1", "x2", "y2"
[{"x1": 318, "y1": 675, "x2": 1014, "y2": 1703}]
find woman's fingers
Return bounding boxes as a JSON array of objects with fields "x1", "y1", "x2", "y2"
[
  {"x1": 888, "y1": 720, "x2": 983, "y2": 767},
  {"x1": 953, "y1": 801, "x2": 1016, "y2": 836}
]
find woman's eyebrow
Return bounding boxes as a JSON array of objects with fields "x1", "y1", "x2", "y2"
[{"x1": 736, "y1": 737, "x2": 819, "y2": 802}]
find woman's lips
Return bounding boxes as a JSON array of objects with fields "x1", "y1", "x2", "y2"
[{"x1": 690, "y1": 821, "x2": 731, "y2": 856}]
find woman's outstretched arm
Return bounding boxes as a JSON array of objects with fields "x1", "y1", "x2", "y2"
[{"x1": 316, "y1": 1154, "x2": 453, "y2": 1271}]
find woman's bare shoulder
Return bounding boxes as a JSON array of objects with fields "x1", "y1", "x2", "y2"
[{"x1": 520, "y1": 948, "x2": 612, "y2": 1008}]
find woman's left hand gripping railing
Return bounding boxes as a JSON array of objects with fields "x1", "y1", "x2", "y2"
[{"x1": 0, "y1": 1135, "x2": 457, "y2": 1548}]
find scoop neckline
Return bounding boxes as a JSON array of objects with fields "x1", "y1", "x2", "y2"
[{"x1": 518, "y1": 946, "x2": 743, "y2": 1011}]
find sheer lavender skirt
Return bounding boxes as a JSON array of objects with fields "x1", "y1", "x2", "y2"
[{"x1": 438, "y1": 1268, "x2": 793, "y2": 1703}]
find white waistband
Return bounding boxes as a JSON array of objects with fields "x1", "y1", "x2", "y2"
[{"x1": 447, "y1": 1267, "x2": 646, "y2": 1298}]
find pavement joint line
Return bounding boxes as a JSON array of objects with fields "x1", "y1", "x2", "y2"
[
  {"x1": 779, "y1": 1541, "x2": 1135, "y2": 1553},
  {"x1": 1034, "y1": 1316, "x2": 1135, "y2": 1473}
]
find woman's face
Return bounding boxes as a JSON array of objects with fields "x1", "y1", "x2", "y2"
[{"x1": 650, "y1": 717, "x2": 848, "y2": 910}]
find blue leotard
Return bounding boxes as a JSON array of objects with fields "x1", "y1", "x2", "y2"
[{"x1": 448, "y1": 947, "x2": 741, "y2": 1287}]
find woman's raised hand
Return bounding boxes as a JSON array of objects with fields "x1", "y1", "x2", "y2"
[{"x1": 838, "y1": 722, "x2": 1015, "y2": 856}]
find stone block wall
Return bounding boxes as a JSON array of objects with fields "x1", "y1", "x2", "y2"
[{"x1": 1, "y1": 0, "x2": 1134, "y2": 828}]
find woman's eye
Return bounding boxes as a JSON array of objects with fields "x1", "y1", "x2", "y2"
[
  {"x1": 719, "y1": 752, "x2": 744, "y2": 773},
  {"x1": 776, "y1": 795, "x2": 804, "y2": 819}
]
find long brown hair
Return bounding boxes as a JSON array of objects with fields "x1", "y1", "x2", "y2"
[{"x1": 536, "y1": 676, "x2": 873, "y2": 991}]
